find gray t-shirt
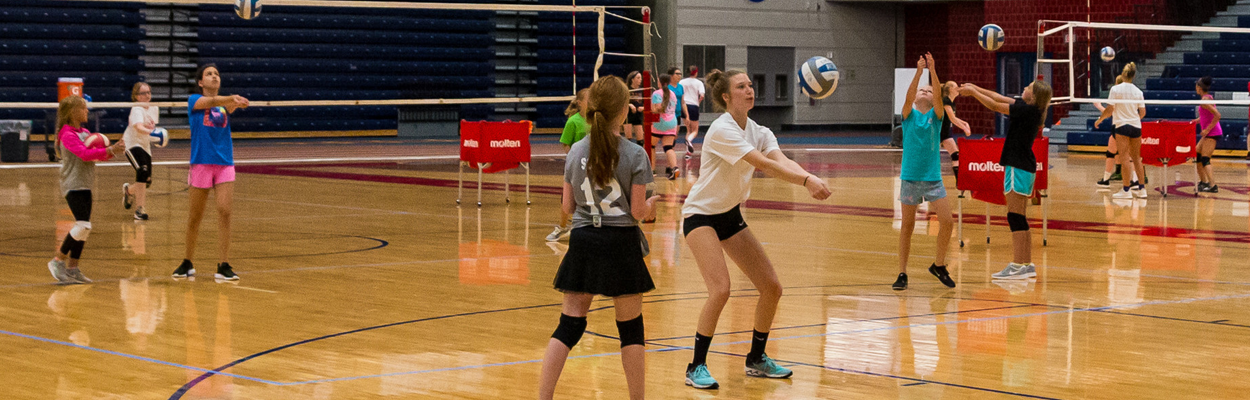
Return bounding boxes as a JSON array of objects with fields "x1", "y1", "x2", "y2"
[
  {"x1": 564, "y1": 136, "x2": 653, "y2": 229},
  {"x1": 59, "y1": 129, "x2": 95, "y2": 196}
]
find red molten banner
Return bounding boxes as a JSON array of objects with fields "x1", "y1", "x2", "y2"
[
  {"x1": 460, "y1": 120, "x2": 533, "y2": 173},
  {"x1": 956, "y1": 137, "x2": 1050, "y2": 205},
  {"x1": 1140, "y1": 120, "x2": 1197, "y2": 167}
]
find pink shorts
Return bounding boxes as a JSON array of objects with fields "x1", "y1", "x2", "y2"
[{"x1": 188, "y1": 164, "x2": 236, "y2": 189}]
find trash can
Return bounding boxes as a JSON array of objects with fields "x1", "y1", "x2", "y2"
[{"x1": 0, "y1": 120, "x2": 32, "y2": 163}]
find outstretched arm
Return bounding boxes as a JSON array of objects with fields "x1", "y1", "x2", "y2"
[
  {"x1": 927, "y1": 53, "x2": 945, "y2": 121},
  {"x1": 961, "y1": 84, "x2": 1011, "y2": 115},
  {"x1": 742, "y1": 149, "x2": 831, "y2": 200}
]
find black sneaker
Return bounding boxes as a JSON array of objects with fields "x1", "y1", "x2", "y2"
[
  {"x1": 668, "y1": 168, "x2": 680, "y2": 180},
  {"x1": 1206, "y1": 184, "x2": 1219, "y2": 193},
  {"x1": 215, "y1": 263, "x2": 239, "y2": 281},
  {"x1": 929, "y1": 264, "x2": 956, "y2": 288},
  {"x1": 122, "y1": 183, "x2": 133, "y2": 210},
  {"x1": 134, "y1": 208, "x2": 149, "y2": 221},
  {"x1": 1196, "y1": 182, "x2": 1209, "y2": 193},
  {"x1": 1109, "y1": 171, "x2": 1122, "y2": 182},
  {"x1": 172, "y1": 259, "x2": 195, "y2": 278},
  {"x1": 892, "y1": 273, "x2": 908, "y2": 291},
  {"x1": 1096, "y1": 179, "x2": 1111, "y2": 188}
]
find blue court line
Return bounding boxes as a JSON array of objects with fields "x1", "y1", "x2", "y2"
[
  {"x1": 0, "y1": 329, "x2": 279, "y2": 385},
  {"x1": 1091, "y1": 309, "x2": 1250, "y2": 328}
]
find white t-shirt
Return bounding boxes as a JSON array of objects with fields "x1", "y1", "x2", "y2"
[
  {"x1": 123, "y1": 106, "x2": 160, "y2": 151},
  {"x1": 1108, "y1": 82, "x2": 1144, "y2": 129},
  {"x1": 682, "y1": 113, "x2": 780, "y2": 217},
  {"x1": 679, "y1": 77, "x2": 705, "y2": 106}
]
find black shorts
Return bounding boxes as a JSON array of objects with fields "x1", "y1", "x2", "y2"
[
  {"x1": 682, "y1": 205, "x2": 748, "y2": 241},
  {"x1": 1114, "y1": 125, "x2": 1142, "y2": 139},
  {"x1": 126, "y1": 146, "x2": 152, "y2": 186},
  {"x1": 553, "y1": 226, "x2": 655, "y2": 297},
  {"x1": 940, "y1": 125, "x2": 952, "y2": 141},
  {"x1": 65, "y1": 190, "x2": 92, "y2": 221},
  {"x1": 627, "y1": 104, "x2": 643, "y2": 125},
  {"x1": 685, "y1": 104, "x2": 700, "y2": 122}
]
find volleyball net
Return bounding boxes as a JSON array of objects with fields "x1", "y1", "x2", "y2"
[
  {"x1": 1037, "y1": 20, "x2": 1250, "y2": 107},
  {"x1": 0, "y1": 0, "x2": 662, "y2": 137}
]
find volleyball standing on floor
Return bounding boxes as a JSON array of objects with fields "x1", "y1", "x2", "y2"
[
  {"x1": 47, "y1": 95, "x2": 126, "y2": 284},
  {"x1": 894, "y1": 53, "x2": 956, "y2": 291},
  {"x1": 538, "y1": 75, "x2": 660, "y2": 400},
  {"x1": 960, "y1": 78, "x2": 1051, "y2": 280},
  {"x1": 547, "y1": 89, "x2": 591, "y2": 242},
  {"x1": 172, "y1": 64, "x2": 248, "y2": 282},
  {"x1": 680, "y1": 69, "x2": 832, "y2": 390},
  {"x1": 122, "y1": 82, "x2": 160, "y2": 221},
  {"x1": 1097, "y1": 63, "x2": 1148, "y2": 200},
  {"x1": 652, "y1": 73, "x2": 682, "y2": 180},
  {"x1": 679, "y1": 65, "x2": 706, "y2": 159},
  {"x1": 1192, "y1": 76, "x2": 1221, "y2": 193}
]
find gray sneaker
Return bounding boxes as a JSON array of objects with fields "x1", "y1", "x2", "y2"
[
  {"x1": 65, "y1": 268, "x2": 93, "y2": 284},
  {"x1": 47, "y1": 259, "x2": 73, "y2": 284},
  {"x1": 545, "y1": 225, "x2": 570, "y2": 242},
  {"x1": 991, "y1": 263, "x2": 1037, "y2": 280}
]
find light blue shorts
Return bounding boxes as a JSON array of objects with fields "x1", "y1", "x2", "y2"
[
  {"x1": 1004, "y1": 166, "x2": 1036, "y2": 196},
  {"x1": 900, "y1": 180, "x2": 947, "y2": 206}
]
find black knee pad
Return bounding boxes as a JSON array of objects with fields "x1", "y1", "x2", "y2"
[
  {"x1": 1198, "y1": 156, "x2": 1212, "y2": 166},
  {"x1": 1105, "y1": 151, "x2": 1117, "y2": 159},
  {"x1": 950, "y1": 151, "x2": 959, "y2": 162},
  {"x1": 616, "y1": 316, "x2": 645, "y2": 347},
  {"x1": 1007, "y1": 212, "x2": 1029, "y2": 232},
  {"x1": 551, "y1": 314, "x2": 587, "y2": 348},
  {"x1": 663, "y1": 144, "x2": 674, "y2": 153}
]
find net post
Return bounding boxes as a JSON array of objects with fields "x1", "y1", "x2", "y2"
[
  {"x1": 1068, "y1": 25, "x2": 1075, "y2": 103},
  {"x1": 641, "y1": 7, "x2": 655, "y2": 166}
]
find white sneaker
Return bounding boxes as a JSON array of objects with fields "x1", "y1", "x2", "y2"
[
  {"x1": 1111, "y1": 188, "x2": 1134, "y2": 199},
  {"x1": 545, "y1": 225, "x2": 570, "y2": 242},
  {"x1": 1132, "y1": 186, "x2": 1147, "y2": 199}
]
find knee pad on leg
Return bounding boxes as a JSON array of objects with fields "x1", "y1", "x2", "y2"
[
  {"x1": 616, "y1": 316, "x2": 645, "y2": 348},
  {"x1": 70, "y1": 221, "x2": 92, "y2": 241},
  {"x1": 950, "y1": 151, "x2": 959, "y2": 162},
  {"x1": 551, "y1": 314, "x2": 587, "y2": 348},
  {"x1": 1198, "y1": 156, "x2": 1212, "y2": 166},
  {"x1": 1007, "y1": 212, "x2": 1029, "y2": 232},
  {"x1": 663, "y1": 144, "x2": 674, "y2": 153},
  {"x1": 1105, "y1": 151, "x2": 1117, "y2": 159}
]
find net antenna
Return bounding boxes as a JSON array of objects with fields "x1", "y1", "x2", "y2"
[
  {"x1": 1038, "y1": 20, "x2": 1250, "y2": 106},
  {"x1": 0, "y1": 0, "x2": 657, "y2": 110}
]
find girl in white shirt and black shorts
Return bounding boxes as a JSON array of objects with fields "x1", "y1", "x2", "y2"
[
  {"x1": 679, "y1": 69, "x2": 831, "y2": 390},
  {"x1": 122, "y1": 82, "x2": 160, "y2": 220}
]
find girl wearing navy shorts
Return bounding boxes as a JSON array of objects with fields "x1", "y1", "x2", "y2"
[
  {"x1": 681, "y1": 69, "x2": 831, "y2": 390},
  {"x1": 538, "y1": 75, "x2": 659, "y2": 400},
  {"x1": 173, "y1": 64, "x2": 248, "y2": 282}
]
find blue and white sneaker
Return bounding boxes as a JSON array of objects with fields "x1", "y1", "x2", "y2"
[
  {"x1": 685, "y1": 363, "x2": 719, "y2": 389},
  {"x1": 991, "y1": 263, "x2": 1037, "y2": 280},
  {"x1": 745, "y1": 354, "x2": 792, "y2": 379}
]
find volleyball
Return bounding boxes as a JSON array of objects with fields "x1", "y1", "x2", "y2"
[
  {"x1": 798, "y1": 56, "x2": 840, "y2": 100},
  {"x1": 83, "y1": 133, "x2": 109, "y2": 149},
  {"x1": 979, "y1": 24, "x2": 1004, "y2": 51},
  {"x1": 235, "y1": 0, "x2": 262, "y2": 20},
  {"x1": 150, "y1": 128, "x2": 169, "y2": 148},
  {"x1": 1100, "y1": 46, "x2": 1116, "y2": 62}
]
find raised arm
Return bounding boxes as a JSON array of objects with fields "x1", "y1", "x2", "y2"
[
  {"x1": 946, "y1": 105, "x2": 972, "y2": 135},
  {"x1": 926, "y1": 53, "x2": 945, "y2": 121},
  {"x1": 902, "y1": 56, "x2": 925, "y2": 120}
]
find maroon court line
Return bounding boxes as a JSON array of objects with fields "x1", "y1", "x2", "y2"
[{"x1": 235, "y1": 164, "x2": 1250, "y2": 244}]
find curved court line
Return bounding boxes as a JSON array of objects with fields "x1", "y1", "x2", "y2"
[
  {"x1": 0, "y1": 234, "x2": 388, "y2": 261},
  {"x1": 0, "y1": 329, "x2": 279, "y2": 385}
]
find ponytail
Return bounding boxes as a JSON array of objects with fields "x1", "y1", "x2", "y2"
[
  {"x1": 1120, "y1": 62, "x2": 1137, "y2": 83},
  {"x1": 565, "y1": 88, "x2": 588, "y2": 117},
  {"x1": 586, "y1": 76, "x2": 629, "y2": 188},
  {"x1": 658, "y1": 73, "x2": 673, "y2": 114}
]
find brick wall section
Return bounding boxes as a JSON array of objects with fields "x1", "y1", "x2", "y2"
[{"x1": 906, "y1": 0, "x2": 1163, "y2": 135}]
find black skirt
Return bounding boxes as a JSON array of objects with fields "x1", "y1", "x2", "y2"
[{"x1": 553, "y1": 226, "x2": 655, "y2": 297}]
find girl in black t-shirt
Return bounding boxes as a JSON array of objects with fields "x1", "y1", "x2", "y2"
[
  {"x1": 940, "y1": 81, "x2": 972, "y2": 180},
  {"x1": 960, "y1": 81, "x2": 1052, "y2": 280}
]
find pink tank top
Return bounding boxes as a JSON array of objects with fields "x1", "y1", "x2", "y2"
[{"x1": 1198, "y1": 94, "x2": 1223, "y2": 137}]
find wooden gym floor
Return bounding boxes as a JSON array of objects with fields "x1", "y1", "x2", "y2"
[{"x1": 1, "y1": 138, "x2": 1249, "y2": 399}]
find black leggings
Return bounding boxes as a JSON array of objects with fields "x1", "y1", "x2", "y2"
[{"x1": 59, "y1": 190, "x2": 92, "y2": 259}]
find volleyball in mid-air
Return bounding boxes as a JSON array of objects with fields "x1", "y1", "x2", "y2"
[
  {"x1": 150, "y1": 128, "x2": 169, "y2": 148},
  {"x1": 798, "y1": 56, "x2": 840, "y2": 100},
  {"x1": 235, "y1": 0, "x2": 262, "y2": 20},
  {"x1": 979, "y1": 24, "x2": 1005, "y2": 51},
  {"x1": 1100, "y1": 46, "x2": 1116, "y2": 62}
]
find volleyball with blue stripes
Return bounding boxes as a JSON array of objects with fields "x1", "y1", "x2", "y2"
[
  {"x1": 235, "y1": 0, "x2": 262, "y2": 20},
  {"x1": 979, "y1": 24, "x2": 1004, "y2": 51},
  {"x1": 1100, "y1": 46, "x2": 1116, "y2": 62},
  {"x1": 798, "y1": 56, "x2": 840, "y2": 100}
]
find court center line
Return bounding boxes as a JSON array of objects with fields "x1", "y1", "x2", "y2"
[{"x1": 0, "y1": 329, "x2": 279, "y2": 385}]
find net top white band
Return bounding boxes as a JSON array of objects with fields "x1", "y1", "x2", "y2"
[{"x1": 68, "y1": 0, "x2": 607, "y2": 13}]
